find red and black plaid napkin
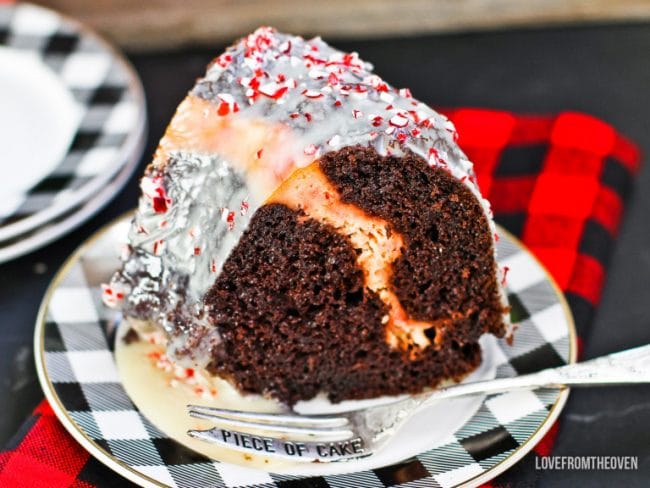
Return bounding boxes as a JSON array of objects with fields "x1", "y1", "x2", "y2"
[{"x1": 0, "y1": 109, "x2": 641, "y2": 487}]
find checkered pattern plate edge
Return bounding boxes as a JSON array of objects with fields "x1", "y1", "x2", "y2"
[
  {"x1": 0, "y1": 3, "x2": 145, "y2": 239},
  {"x1": 35, "y1": 214, "x2": 576, "y2": 488}
]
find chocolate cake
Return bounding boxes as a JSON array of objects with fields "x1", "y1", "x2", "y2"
[{"x1": 105, "y1": 27, "x2": 510, "y2": 405}]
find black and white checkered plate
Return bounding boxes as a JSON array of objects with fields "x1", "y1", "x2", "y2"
[
  {"x1": 0, "y1": 3, "x2": 145, "y2": 241},
  {"x1": 35, "y1": 215, "x2": 576, "y2": 488}
]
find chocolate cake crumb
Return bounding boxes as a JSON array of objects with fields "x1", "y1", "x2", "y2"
[{"x1": 122, "y1": 327, "x2": 140, "y2": 345}]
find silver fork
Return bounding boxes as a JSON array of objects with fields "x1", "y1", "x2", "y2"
[{"x1": 187, "y1": 344, "x2": 650, "y2": 462}]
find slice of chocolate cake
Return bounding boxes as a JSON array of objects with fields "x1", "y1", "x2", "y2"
[{"x1": 105, "y1": 27, "x2": 510, "y2": 405}]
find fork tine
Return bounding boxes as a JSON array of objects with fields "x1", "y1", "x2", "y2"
[
  {"x1": 188, "y1": 409, "x2": 354, "y2": 440},
  {"x1": 187, "y1": 404, "x2": 349, "y2": 428}
]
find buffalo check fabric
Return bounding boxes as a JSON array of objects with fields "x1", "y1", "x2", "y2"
[
  {"x1": 0, "y1": 109, "x2": 641, "y2": 487},
  {"x1": 0, "y1": 3, "x2": 142, "y2": 230}
]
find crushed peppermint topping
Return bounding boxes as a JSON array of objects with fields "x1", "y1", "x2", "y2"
[
  {"x1": 258, "y1": 82, "x2": 289, "y2": 100},
  {"x1": 389, "y1": 114, "x2": 409, "y2": 127},
  {"x1": 101, "y1": 282, "x2": 128, "y2": 308},
  {"x1": 221, "y1": 208, "x2": 236, "y2": 230},
  {"x1": 140, "y1": 176, "x2": 171, "y2": 214}
]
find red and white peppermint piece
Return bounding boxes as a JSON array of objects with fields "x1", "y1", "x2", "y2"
[
  {"x1": 428, "y1": 147, "x2": 447, "y2": 167},
  {"x1": 220, "y1": 207, "x2": 236, "y2": 230},
  {"x1": 216, "y1": 93, "x2": 239, "y2": 116},
  {"x1": 379, "y1": 92, "x2": 394, "y2": 104},
  {"x1": 389, "y1": 114, "x2": 409, "y2": 128},
  {"x1": 101, "y1": 282, "x2": 129, "y2": 308},
  {"x1": 258, "y1": 82, "x2": 288, "y2": 100},
  {"x1": 302, "y1": 89, "x2": 324, "y2": 99},
  {"x1": 327, "y1": 134, "x2": 341, "y2": 147},
  {"x1": 152, "y1": 239, "x2": 165, "y2": 256},
  {"x1": 140, "y1": 176, "x2": 171, "y2": 213},
  {"x1": 214, "y1": 53, "x2": 233, "y2": 69},
  {"x1": 399, "y1": 87, "x2": 412, "y2": 98}
]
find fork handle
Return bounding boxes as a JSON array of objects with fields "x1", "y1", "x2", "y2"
[{"x1": 422, "y1": 343, "x2": 650, "y2": 405}]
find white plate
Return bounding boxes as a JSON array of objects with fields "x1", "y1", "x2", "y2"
[
  {"x1": 36, "y1": 220, "x2": 576, "y2": 487},
  {"x1": 0, "y1": 3, "x2": 145, "y2": 241},
  {"x1": 0, "y1": 46, "x2": 81, "y2": 213},
  {"x1": 0, "y1": 130, "x2": 143, "y2": 263}
]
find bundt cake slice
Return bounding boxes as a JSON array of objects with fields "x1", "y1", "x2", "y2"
[{"x1": 105, "y1": 27, "x2": 510, "y2": 405}]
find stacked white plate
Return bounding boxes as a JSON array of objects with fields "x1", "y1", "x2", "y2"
[{"x1": 0, "y1": 3, "x2": 146, "y2": 263}]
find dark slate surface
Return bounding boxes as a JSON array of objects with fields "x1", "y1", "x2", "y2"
[{"x1": 1, "y1": 23, "x2": 649, "y2": 486}]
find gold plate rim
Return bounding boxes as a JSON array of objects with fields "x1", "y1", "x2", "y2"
[{"x1": 34, "y1": 213, "x2": 577, "y2": 488}]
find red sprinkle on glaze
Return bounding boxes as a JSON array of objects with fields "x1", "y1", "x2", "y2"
[
  {"x1": 304, "y1": 112, "x2": 312, "y2": 122},
  {"x1": 371, "y1": 116, "x2": 383, "y2": 127},
  {"x1": 194, "y1": 247, "x2": 201, "y2": 256},
  {"x1": 240, "y1": 200, "x2": 249, "y2": 216},
  {"x1": 352, "y1": 109, "x2": 362, "y2": 119},
  {"x1": 141, "y1": 176, "x2": 171, "y2": 214},
  {"x1": 214, "y1": 53, "x2": 233, "y2": 68},
  {"x1": 226, "y1": 211, "x2": 236, "y2": 230},
  {"x1": 211, "y1": 259, "x2": 217, "y2": 273},
  {"x1": 256, "y1": 149, "x2": 263, "y2": 159},
  {"x1": 501, "y1": 266, "x2": 510, "y2": 286},
  {"x1": 152, "y1": 197, "x2": 167, "y2": 213},
  {"x1": 153, "y1": 239, "x2": 164, "y2": 256},
  {"x1": 333, "y1": 100, "x2": 342, "y2": 107}
]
